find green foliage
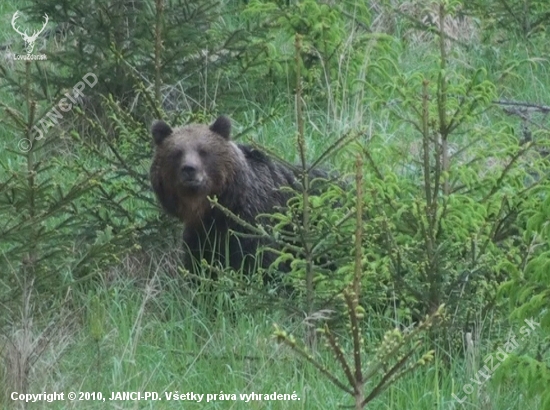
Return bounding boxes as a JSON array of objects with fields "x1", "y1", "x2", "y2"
[
  {"x1": 241, "y1": 0, "x2": 375, "y2": 105},
  {"x1": 349, "y1": 2, "x2": 550, "y2": 342},
  {"x1": 67, "y1": 91, "x2": 175, "y2": 248},
  {"x1": 0, "y1": 64, "x2": 127, "y2": 305},
  {"x1": 1, "y1": 0, "x2": 549, "y2": 406},
  {"x1": 24, "y1": 0, "x2": 223, "y2": 112},
  {"x1": 494, "y1": 187, "x2": 550, "y2": 405},
  {"x1": 270, "y1": 86, "x2": 441, "y2": 406},
  {"x1": 274, "y1": 293, "x2": 442, "y2": 408},
  {"x1": 6, "y1": 0, "x2": 290, "y2": 125},
  {"x1": 464, "y1": 0, "x2": 550, "y2": 39}
]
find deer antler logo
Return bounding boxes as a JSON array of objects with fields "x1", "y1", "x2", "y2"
[{"x1": 11, "y1": 11, "x2": 49, "y2": 55}]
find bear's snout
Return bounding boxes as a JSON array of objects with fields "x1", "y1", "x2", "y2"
[
  {"x1": 181, "y1": 165, "x2": 197, "y2": 180},
  {"x1": 179, "y1": 162, "x2": 206, "y2": 191}
]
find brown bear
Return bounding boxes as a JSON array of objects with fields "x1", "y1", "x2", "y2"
[{"x1": 150, "y1": 115, "x2": 320, "y2": 277}]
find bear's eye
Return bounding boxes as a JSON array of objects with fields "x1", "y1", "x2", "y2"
[
  {"x1": 171, "y1": 148, "x2": 184, "y2": 159},
  {"x1": 198, "y1": 148, "x2": 208, "y2": 158}
]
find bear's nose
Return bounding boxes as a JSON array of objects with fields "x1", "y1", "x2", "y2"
[{"x1": 181, "y1": 165, "x2": 196, "y2": 179}]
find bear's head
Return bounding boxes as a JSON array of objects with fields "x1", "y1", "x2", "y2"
[{"x1": 150, "y1": 116, "x2": 243, "y2": 225}]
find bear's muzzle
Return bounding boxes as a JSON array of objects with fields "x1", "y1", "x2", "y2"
[{"x1": 180, "y1": 166, "x2": 207, "y2": 191}]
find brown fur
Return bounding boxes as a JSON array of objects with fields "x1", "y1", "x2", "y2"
[
  {"x1": 150, "y1": 117, "x2": 243, "y2": 228},
  {"x1": 150, "y1": 116, "x2": 302, "y2": 275}
]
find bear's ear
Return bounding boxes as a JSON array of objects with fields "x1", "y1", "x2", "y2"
[
  {"x1": 151, "y1": 120, "x2": 173, "y2": 145},
  {"x1": 209, "y1": 115, "x2": 231, "y2": 140}
]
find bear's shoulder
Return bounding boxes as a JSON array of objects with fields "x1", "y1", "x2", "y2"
[{"x1": 237, "y1": 144, "x2": 271, "y2": 163}]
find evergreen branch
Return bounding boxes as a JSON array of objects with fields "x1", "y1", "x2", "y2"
[
  {"x1": 308, "y1": 129, "x2": 360, "y2": 171},
  {"x1": 343, "y1": 290, "x2": 363, "y2": 386},
  {"x1": 273, "y1": 328, "x2": 354, "y2": 395},
  {"x1": 362, "y1": 343, "x2": 420, "y2": 407},
  {"x1": 322, "y1": 324, "x2": 357, "y2": 389}
]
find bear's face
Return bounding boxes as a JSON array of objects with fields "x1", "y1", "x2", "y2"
[{"x1": 150, "y1": 116, "x2": 243, "y2": 224}]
